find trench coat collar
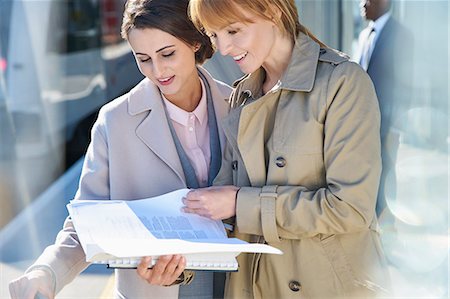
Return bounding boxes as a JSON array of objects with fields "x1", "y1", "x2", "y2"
[
  {"x1": 281, "y1": 32, "x2": 320, "y2": 92},
  {"x1": 237, "y1": 32, "x2": 320, "y2": 95}
]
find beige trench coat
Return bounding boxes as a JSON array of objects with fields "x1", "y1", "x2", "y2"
[{"x1": 214, "y1": 33, "x2": 390, "y2": 298}]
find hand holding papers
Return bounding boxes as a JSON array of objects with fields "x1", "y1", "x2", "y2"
[{"x1": 67, "y1": 189, "x2": 282, "y2": 271}]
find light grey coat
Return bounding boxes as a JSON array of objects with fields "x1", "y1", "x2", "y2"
[{"x1": 29, "y1": 67, "x2": 231, "y2": 298}]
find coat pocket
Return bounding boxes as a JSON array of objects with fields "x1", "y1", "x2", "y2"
[{"x1": 319, "y1": 234, "x2": 358, "y2": 294}]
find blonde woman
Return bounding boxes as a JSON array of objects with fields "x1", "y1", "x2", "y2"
[{"x1": 183, "y1": 0, "x2": 390, "y2": 298}]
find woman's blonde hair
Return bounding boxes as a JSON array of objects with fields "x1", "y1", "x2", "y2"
[{"x1": 188, "y1": 0, "x2": 326, "y2": 47}]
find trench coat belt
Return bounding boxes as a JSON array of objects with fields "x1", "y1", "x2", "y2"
[{"x1": 260, "y1": 185, "x2": 280, "y2": 243}]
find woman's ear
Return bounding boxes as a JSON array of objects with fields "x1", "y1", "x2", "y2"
[{"x1": 193, "y1": 43, "x2": 201, "y2": 52}]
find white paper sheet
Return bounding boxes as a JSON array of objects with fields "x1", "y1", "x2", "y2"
[
  {"x1": 67, "y1": 188, "x2": 282, "y2": 263},
  {"x1": 126, "y1": 189, "x2": 227, "y2": 240}
]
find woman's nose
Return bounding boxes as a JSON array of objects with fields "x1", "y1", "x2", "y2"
[
  {"x1": 152, "y1": 60, "x2": 164, "y2": 78},
  {"x1": 216, "y1": 36, "x2": 232, "y2": 56}
]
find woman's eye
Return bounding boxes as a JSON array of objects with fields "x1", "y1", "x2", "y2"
[
  {"x1": 228, "y1": 30, "x2": 237, "y2": 35},
  {"x1": 162, "y1": 51, "x2": 175, "y2": 58},
  {"x1": 139, "y1": 57, "x2": 150, "y2": 63}
]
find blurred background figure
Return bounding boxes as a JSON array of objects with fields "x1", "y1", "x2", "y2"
[
  {"x1": 354, "y1": 1, "x2": 448, "y2": 298},
  {"x1": 356, "y1": 0, "x2": 414, "y2": 217}
]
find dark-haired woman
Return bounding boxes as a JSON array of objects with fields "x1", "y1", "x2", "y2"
[{"x1": 8, "y1": 0, "x2": 231, "y2": 298}]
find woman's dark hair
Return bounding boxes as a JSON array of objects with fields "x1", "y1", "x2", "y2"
[{"x1": 121, "y1": 0, "x2": 214, "y2": 64}]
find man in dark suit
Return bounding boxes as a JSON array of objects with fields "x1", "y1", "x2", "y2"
[{"x1": 357, "y1": 0, "x2": 414, "y2": 217}]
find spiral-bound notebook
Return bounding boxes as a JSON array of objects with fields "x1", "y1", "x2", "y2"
[
  {"x1": 67, "y1": 189, "x2": 282, "y2": 272},
  {"x1": 97, "y1": 252, "x2": 239, "y2": 271}
]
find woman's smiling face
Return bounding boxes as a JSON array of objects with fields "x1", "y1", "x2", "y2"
[
  {"x1": 128, "y1": 27, "x2": 199, "y2": 100},
  {"x1": 207, "y1": 10, "x2": 277, "y2": 74}
]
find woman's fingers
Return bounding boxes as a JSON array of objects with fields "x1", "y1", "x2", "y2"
[
  {"x1": 136, "y1": 256, "x2": 154, "y2": 281},
  {"x1": 150, "y1": 255, "x2": 172, "y2": 284},
  {"x1": 183, "y1": 186, "x2": 238, "y2": 220},
  {"x1": 137, "y1": 255, "x2": 186, "y2": 286},
  {"x1": 181, "y1": 196, "x2": 204, "y2": 209},
  {"x1": 161, "y1": 255, "x2": 186, "y2": 286}
]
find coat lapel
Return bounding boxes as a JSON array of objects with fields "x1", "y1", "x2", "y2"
[
  {"x1": 368, "y1": 17, "x2": 393, "y2": 70},
  {"x1": 221, "y1": 107, "x2": 243, "y2": 160},
  {"x1": 198, "y1": 67, "x2": 230, "y2": 152},
  {"x1": 127, "y1": 69, "x2": 230, "y2": 186},
  {"x1": 128, "y1": 79, "x2": 186, "y2": 185},
  {"x1": 238, "y1": 99, "x2": 269, "y2": 186}
]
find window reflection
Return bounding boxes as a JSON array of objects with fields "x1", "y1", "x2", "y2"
[
  {"x1": 353, "y1": 1, "x2": 448, "y2": 297},
  {"x1": 296, "y1": 1, "x2": 447, "y2": 297},
  {"x1": 0, "y1": 0, "x2": 142, "y2": 231}
]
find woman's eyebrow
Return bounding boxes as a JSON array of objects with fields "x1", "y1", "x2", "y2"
[
  {"x1": 135, "y1": 45, "x2": 175, "y2": 56},
  {"x1": 155, "y1": 45, "x2": 175, "y2": 53}
]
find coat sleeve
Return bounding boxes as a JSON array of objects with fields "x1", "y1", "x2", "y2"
[
  {"x1": 28, "y1": 107, "x2": 111, "y2": 293},
  {"x1": 235, "y1": 62, "x2": 382, "y2": 240}
]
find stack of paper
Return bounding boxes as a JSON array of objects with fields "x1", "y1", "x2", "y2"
[{"x1": 67, "y1": 189, "x2": 282, "y2": 271}]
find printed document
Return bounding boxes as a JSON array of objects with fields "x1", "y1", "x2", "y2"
[{"x1": 68, "y1": 189, "x2": 282, "y2": 270}]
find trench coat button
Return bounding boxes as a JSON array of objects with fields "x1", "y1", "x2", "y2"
[
  {"x1": 275, "y1": 156, "x2": 286, "y2": 168},
  {"x1": 288, "y1": 280, "x2": 301, "y2": 292},
  {"x1": 232, "y1": 160, "x2": 238, "y2": 170}
]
